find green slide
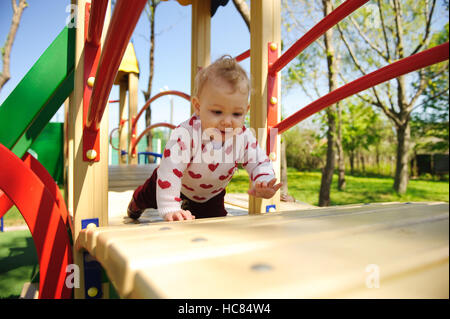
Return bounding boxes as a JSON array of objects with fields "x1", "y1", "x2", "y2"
[{"x1": 0, "y1": 27, "x2": 75, "y2": 158}]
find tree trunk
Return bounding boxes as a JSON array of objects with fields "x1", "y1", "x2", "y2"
[
  {"x1": 336, "y1": 102, "x2": 346, "y2": 190},
  {"x1": 349, "y1": 150, "x2": 355, "y2": 175},
  {"x1": 144, "y1": 1, "x2": 158, "y2": 159},
  {"x1": 0, "y1": 0, "x2": 28, "y2": 93},
  {"x1": 231, "y1": 0, "x2": 250, "y2": 31},
  {"x1": 280, "y1": 137, "x2": 289, "y2": 197},
  {"x1": 394, "y1": 121, "x2": 410, "y2": 194},
  {"x1": 318, "y1": 0, "x2": 337, "y2": 207}
]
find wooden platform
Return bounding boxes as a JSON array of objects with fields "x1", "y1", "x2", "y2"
[
  {"x1": 78, "y1": 201, "x2": 449, "y2": 298},
  {"x1": 108, "y1": 164, "x2": 158, "y2": 191}
]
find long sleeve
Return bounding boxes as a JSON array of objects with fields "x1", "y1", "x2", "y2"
[
  {"x1": 237, "y1": 129, "x2": 276, "y2": 185},
  {"x1": 156, "y1": 125, "x2": 191, "y2": 218}
]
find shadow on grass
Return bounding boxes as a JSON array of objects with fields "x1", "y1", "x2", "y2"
[{"x1": 0, "y1": 232, "x2": 39, "y2": 299}]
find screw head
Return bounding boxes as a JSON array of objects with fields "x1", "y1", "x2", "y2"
[
  {"x1": 86, "y1": 223, "x2": 97, "y2": 229},
  {"x1": 86, "y1": 149, "x2": 97, "y2": 160},
  {"x1": 87, "y1": 287, "x2": 98, "y2": 297},
  {"x1": 269, "y1": 152, "x2": 277, "y2": 161},
  {"x1": 270, "y1": 97, "x2": 278, "y2": 105},
  {"x1": 269, "y1": 43, "x2": 278, "y2": 51},
  {"x1": 87, "y1": 77, "x2": 95, "y2": 87}
]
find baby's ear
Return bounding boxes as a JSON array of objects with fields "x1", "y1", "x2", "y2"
[{"x1": 191, "y1": 96, "x2": 201, "y2": 116}]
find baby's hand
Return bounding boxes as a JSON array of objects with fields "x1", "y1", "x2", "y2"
[
  {"x1": 164, "y1": 209, "x2": 195, "y2": 222},
  {"x1": 248, "y1": 178, "x2": 283, "y2": 199}
]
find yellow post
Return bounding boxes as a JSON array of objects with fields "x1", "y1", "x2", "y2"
[
  {"x1": 118, "y1": 79, "x2": 128, "y2": 164},
  {"x1": 68, "y1": 0, "x2": 111, "y2": 299},
  {"x1": 190, "y1": 0, "x2": 211, "y2": 114},
  {"x1": 128, "y1": 72, "x2": 139, "y2": 164},
  {"x1": 249, "y1": 0, "x2": 281, "y2": 214}
]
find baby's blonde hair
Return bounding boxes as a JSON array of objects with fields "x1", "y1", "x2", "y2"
[{"x1": 194, "y1": 55, "x2": 250, "y2": 98}]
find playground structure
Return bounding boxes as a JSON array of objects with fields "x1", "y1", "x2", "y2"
[{"x1": 0, "y1": 0, "x2": 448, "y2": 299}]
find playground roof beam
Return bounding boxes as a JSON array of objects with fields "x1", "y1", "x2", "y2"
[
  {"x1": 86, "y1": 0, "x2": 147, "y2": 131},
  {"x1": 268, "y1": 0, "x2": 369, "y2": 76},
  {"x1": 86, "y1": 0, "x2": 109, "y2": 46},
  {"x1": 273, "y1": 42, "x2": 449, "y2": 135}
]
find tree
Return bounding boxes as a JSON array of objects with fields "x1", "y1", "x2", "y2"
[
  {"x1": 142, "y1": 0, "x2": 161, "y2": 156},
  {"x1": 336, "y1": 0, "x2": 447, "y2": 193},
  {"x1": 411, "y1": 23, "x2": 449, "y2": 155},
  {"x1": 282, "y1": 0, "x2": 343, "y2": 206},
  {"x1": 0, "y1": 0, "x2": 28, "y2": 94}
]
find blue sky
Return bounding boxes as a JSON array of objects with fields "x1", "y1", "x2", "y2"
[{"x1": 0, "y1": 0, "x2": 257, "y2": 135}]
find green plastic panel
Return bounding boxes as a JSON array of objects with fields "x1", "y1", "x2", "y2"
[
  {"x1": 0, "y1": 27, "x2": 75, "y2": 153},
  {"x1": 29, "y1": 122, "x2": 64, "y2": 185}
]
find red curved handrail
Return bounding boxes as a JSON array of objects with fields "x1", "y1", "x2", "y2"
[
  {"x1": 131, "y1": 90, "x2": 191, "y2": 134},
  {"x1": 273, "y1": 42, "x2": 449, "y2": 134},
  {"x1": 0, "y1": 153, "x2": 72, "y2": 234},
  {"x1": 130, "y1": 122, "x2": 176, "y2": 156},
  {"x1": 0, "y1": 144, "x2": 73, "y2": 298},
  {"x1": 109, "y1": 127, "x2": 120, "y2": 151}
]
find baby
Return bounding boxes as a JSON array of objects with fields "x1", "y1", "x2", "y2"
[{"x1": 128, "y1": 55, "x2": 282, "y2": 221}]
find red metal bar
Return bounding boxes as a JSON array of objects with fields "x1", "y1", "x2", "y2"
[
  {"x1": 235, "y1": 49, "x2": 250, "y2": 62},
  {"x1": 86, "y1": 0, "x2": 147, "y2": 131},
  {"x1": 109, "y1": 99, "x2": 120, "y2": 103},
  {"x1": 131, "y1": 90, "x2": 191, "y2": 135},
  {"x1": 87, "y1": 0, "x2": 109, "y2": 46},
  {"x1": 269, "y1": 0, "x2": 369, "y2": 75},
  {"x1": 273, "y1": 42, "x2": 449, "y2": 135},
  {"x1": 130, "y1": 122, "x2": 176, "y2": 156}
]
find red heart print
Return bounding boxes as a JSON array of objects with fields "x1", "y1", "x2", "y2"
[
  {"x1": 193, "y1": 195, "x2": 206, "y2": 201},
  {"x1": 200, "y1": 184, "x2": 213, "y2": 189},
  {"x1": 211, "y1": 188, "x2": 223, "y2": 194},
  {"x1": 208, "y1": 163, "x2": 219, "y2": 171},
  {"x1": 157, "y1": 179, "x2": 171, "y2": 189},
  {"x1": 177, "y1": 138, "x2": 186, "y2": 150},
  {"x1": 174, "y1": 197, "x2": 182, "y2": 202},
  {"x1": 164, "y1": 149, "x2": 170, "y2": 157},
  {"x1": 182, "y1": 184, "x2": 194, "y2": 191},
  {"x1": 219, "y1": 174, "x2": 229, "y2": 180},
  {"x1": 225, "y1": 145, "x2": 233, "y2": 154},
  {"x1": 173, "y1": 168, "x2": 183, "y2": 178},
  {"x1": 188, "y1": 171, "x2": 202, "y2": 179}
]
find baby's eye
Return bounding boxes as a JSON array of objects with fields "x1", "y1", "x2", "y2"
[
  {"x1": 233, "y1": 113, "x2": 243, "y2": 117},
  {"x1": 211, "y1": 110, "x2": 222, "y2": 115}
]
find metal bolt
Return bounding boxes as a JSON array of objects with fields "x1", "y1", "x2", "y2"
[
  {"x1": 86, "y1": 223, "x2": 97, "y2": 230},
  {"x1": 269, "y1": 152, "x2": 277, "y2": 161},
  {"x1": 86, "y1": 149, "x2": 97, "y2": 160},
  {"x1": 87, "y1": 77, "x2": 95, "y2": 87},
  {"x1": 269, "y1": 43, "x2": 278, "y2": 51},
  {"x1": 251, "y1": 263, "x2": 273, "y2": 272},
  {"x1": 270, "y1": 97, "x2": 278, "y2": 105},
  {"x1": 87, "y1": 287, "x2": 98, "y2": 297}
]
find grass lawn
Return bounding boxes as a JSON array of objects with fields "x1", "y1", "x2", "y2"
[
  {"x1": 0, "y1": 230, "x2": 38, "y2": 299},
  {"x1": 227, "y1": 167, "x2": 449, "y2": 206}
]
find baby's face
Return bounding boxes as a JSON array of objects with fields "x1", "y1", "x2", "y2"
[{"x1": 192, "y1": 78, "x2": 249, "y2": 143}]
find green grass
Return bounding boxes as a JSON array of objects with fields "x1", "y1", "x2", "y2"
[
  {"x1": 227, "y1": 167, "x2": 449, "y2": 206},
  {"x1": 0, "y1": 230, "x2": 39, "y2": 299}
]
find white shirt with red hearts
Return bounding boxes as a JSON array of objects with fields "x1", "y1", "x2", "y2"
[{"x1": 156, "y1": 115, "x2": 276, "y2": 218}]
